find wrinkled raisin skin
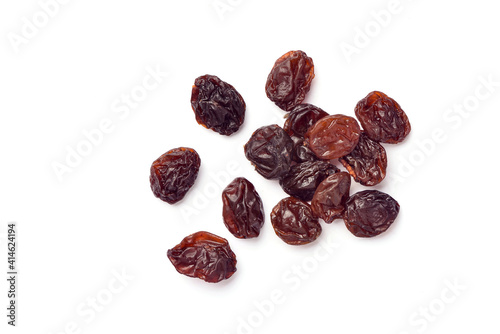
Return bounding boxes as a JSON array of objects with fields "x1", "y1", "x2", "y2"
[
  {"x1": 305, "y1": 114, "x2": 361, "y2": 160},
  {"x1": 284, "y1": 104, "x2": 328, "y2": 137},
  {"x1": 150, "y1": 147, "x2": 201, "y2": 204},
  {"x1": 191, "y1": 75, "x2": 246, "y2": 136},
  {"x1": 355, "y1": 91, "x2": 411, "y2": 144},
  {"x1": 290, "y1": 136, "x2": 318, "y2": 163},
  {"x1": 344, "y1": 190, "x2": 400, "y2": 238},
  {"x1": 265, "y1": 51, "x2": 315, "y2": 111},
  {"x1": 222, "y1": 177, "x2": 265, "y2": 239},
  {"x1": 244, "y1": 124, "x2": 294, "y2": 179},
  {"x1": 270, "y1": 197, "x2": 321, "y2": 245},
  {"x1": 311, "y1": 172, "x2": 351, "y2": 224},
  {"x1": 339, "y1": 132, "x2": 387, "y2": 186},
  {"x1": 167, "y1": 231, "x2": 237, "y2": 283},
  {"x1": 279, "y1": 161, "x2": 339, "y2": 201}
]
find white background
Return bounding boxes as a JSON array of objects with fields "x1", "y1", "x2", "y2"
[{"x1": 1, "y1": 0, "x2": 500, "y2": 333}]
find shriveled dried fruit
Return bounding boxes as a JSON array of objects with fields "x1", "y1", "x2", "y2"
[
  {"x1": 150, "y1": 147, "x2": 200, "y2": 204},
  {"x1": 270, "y1": 197, "x2": 321, "y2": 245},
  {"x1": 305, "y1": 114, "x2": 361, "y2": 160},
  {"x1": 339, "y1": 132, "x2": 387, "y2": 186},
  {"x1": 167, "y1": 231, "x2": 237, "y2": 283},
  {"x1": 355, "y1": 91, "x2": 411, "y2": 143},
  {"x1": 191, "y1": 74, "x2": 246, "y2": 136},
  {"x1": 344, "y1": 190, "x2": 400, "y2": 238},
  {"x1": 222, "y1": 177, "x2": 265, "y2": 239},
  {"x1": 290, "y1": 135, "x2": 318, "y2": 163},
  {"x1": 265, "y1": 51, "x2": 315, "y2": 111},
  {"x1": 284, "y1": 104, "x2": 328, "y2": 137},
  {"x1": 244, "y1": 124, "x2": 294, "y2": 179},
  {"x1": 311, "y1": 172, "x2": 351, "y2": 223},
  {"x1": 279, "y1": 161, "x2": 339, "y2": 201}
]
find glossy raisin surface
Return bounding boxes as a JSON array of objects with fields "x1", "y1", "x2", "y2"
[
  {"x1": 222, "y1": 177, "x2": 265, "y2": 239},
  {"x1": 265, "y1": 51, "x2": 315, "y2": 111},
  {"x1": 355, "y1": 91, "x2": 411, "y2": 143},
  {"x1": 150, "y1": 147, "x2": 200, "y2": 204},
  {"x1": 244, "y1": 124, "x2": 294, "y2": 179},
  {"x1": 279, "y1": 161, "x2": 339, "y2": 201},
  {"x1": 339, "y1": 132, "x2": 387, "y2": 186},
  {"x1": 344, "y1": 190, "x2": 400, "y2": 238},
  {"x1": 311, "y1": 172, "x2": 351, "y2": 224},
  {"x1": 305, "y1": 114, "x2": 361, "y2": 160},
  {"x1": 270, "y1": 197, "x2": 321, "y2": 245},
  {"x1": 191, "y1": 74, "x2": 246, "y2": 136},
  {"x1": 284, "y1": 104, "x2": 328, "y2": 137},
  {"x1": 290, "y1": 136, "x2": 318, "y2": 163},
  {"x1": 167, "y1": 231, "x2": 237, "y2": 283}
]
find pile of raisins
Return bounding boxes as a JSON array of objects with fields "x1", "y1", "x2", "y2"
[{"x1": 150, "y1": 51, "x2": 410, "y2": 283}]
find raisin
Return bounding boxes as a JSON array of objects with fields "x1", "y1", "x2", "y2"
[
  {"x1": 150, "y1": 147, "x2": 201, "y2": 204},
  {"x1": 222, "y1": 177, "x2": 265, "y2": 239},
  {"x1": 311, "y1": 172, "x2": 351, "y2": 224},
  {"x1": 344, "y1": 190, "x2": 400, "y2": 238},
  {"x1": 339, "y1": 132, "x2": 387, "y2": 186},
  {"x1": 290, "y1": 135, "x2": 319, "y2": 163},
  {"x1": 279, "y1": 161, "x2": 339, "y2": 201},
  {"x1": 355, "y1": 91, "x2": 411, "y2": 144},
  {"x1": 284, "y1": 104, "x2": 328, "y2": 137},
  {"x1": 270, "y1": 197, "x2": 321, "y2": 245},
  {"x1": 191, "y1": 74, "x2": 246, "y2": 136},
  {"x1": 265, "y1": 51, "x2": 315, "y2": 111},
  {"x1": 167, "y1": 231, "x2": 237, "y2": 283},
  {"x1": 244, "y1": 124, "x2": 294, "y2": 179},
  {"x1": 305, "y1": 114, "x2": 361, "y2": 160}
]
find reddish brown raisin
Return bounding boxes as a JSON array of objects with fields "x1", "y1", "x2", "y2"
[
  {"x1": 244, "y1": 124, "x2": 294, "y2": 179},
  {"x1": 311, "y1": 172, "x2": 351, "y2": 224},
  {"x1": 355, "y1": 91, "x2": 411, "y2": 143},
  {"x1": 279, "y1": 161, "x2": 339, "y2": 201},
  {"x1": 191, "y1": 74, "x2": 246, "y2": 136},
  {"x1": 284, "y1": 104, "x2": 328, "y2": 137},
  {"x1": 344, "y1": 190, "x2": 400, "y2": 237},
  {"x1": 305, "y1": 114, "x2": 361, "y2": 160},
  {"x1": 270, "y1": 197, "x2": 321, "y2": 245},
  {"x1": 265, "y1": 51, "x2": 315, "y2": 111},
  {"x1": 167, "y1": 231, "x2": 237, "y2": 283},
  {"x1": 222, "y1": 177, "x2": 265, "y2": 239},
  {"x1": 339, "y1": 132, "x2": 387, "y2": 186},
  {"x1": 150, "y1": 147, "x2": 201, "y2": 204}
]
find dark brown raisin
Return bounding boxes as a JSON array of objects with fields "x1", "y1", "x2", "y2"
[
  {"x1": 355, "y1": 91, "x2": 411, "y2": 144},
  {"x1": 270, "y1": 197, "x2": 321, "y2": 245},
  {"x1": 191, "y1": 74, "x2": 245, "y2": 136},
  {"x1": 279, "y1": 161, "x2": 339, "y2": 201},
  {"x1": 339, "y1": 132, "x2": 387, "y2": 186},
  {"x1": 311, "y1": 172, "x2": 351, "y2": 224},
  {"x1": 305, "y1": 114, "x2": 361, "y2": 160},
  {"x1": 284, "y1": 104, "x2": 328, "y2": 137},
  {"x1": 290, "y1": 135, "x2": 318, "y2": 163},
  {"x1": 244, "y1": 124, "x2": 294, "y2": 179},
  {"x1": 265, "y1": 51, "x2": 315, "y2": 111},
  {"x1": 344, "y1": 190, "x2": 400, "y2": 237},
  {"x1": 150, "y1": 147, "x2": 200, "y2": 204},
  {"x1": 222, "y1": 177, "x2": 265, "y2": 239},
  {"x1": 167, "y1": 231, "x2": 237, "y2": 283}
]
